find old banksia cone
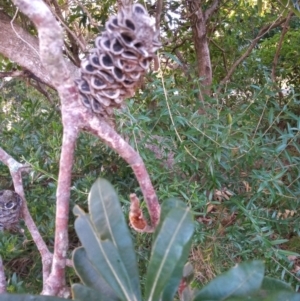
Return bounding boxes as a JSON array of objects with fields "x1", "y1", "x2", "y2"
[{"x1": 76, "y1": 3, "x2": 160, "y2": 121}]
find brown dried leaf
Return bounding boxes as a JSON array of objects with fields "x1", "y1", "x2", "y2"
[{"x1": 129, "y1": 193, "x2": 153, "y2": 233}]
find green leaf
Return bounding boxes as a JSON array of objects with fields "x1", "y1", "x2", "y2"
[
  {"x1": 73, "y1": 247, "x2": 120, "y2": 300},
  {"x1": 153, "y1": 198, "x2": 187, "y2": 239},
  {"x1": 74, "y1": 206, "x2": 137, "y2": 301},
  {"x1": 89, "y1": 179, "x2": 142, "y2": 300},
  {"x1": 260, "y1": 276, "x2": 293, "y2": 292},
  {"x1": 88, "y1": 179, "x2": 141, "y2": 300},
  {"x1": 219, "y1": 291, "x2": 300, "y2": 301},
  {"x1": 150, "y1": 198, "x2": 193, "y2": 301},
  {"x1": 162, "y1": 52, "x2": 183, "y2": 66},
  {"x1": 268, "y1": 107, "x2": 273, "y2": 125},
  {"x1": 193, "y1": 261, "x2": 265, "y2": 300},
  {"x1": 275, "y1": 143, "x2": 287, "y2": 153},
  {"x1": 161, "y1": 237, "x2": 193, "y2": 301},
  {"x1": 256, "y1": 291, "x2": 300, "y2": 301},
  {"x1": 72, "y1": 284, "x2": 106, "y2": 301},
  {"x1": 269, "y1": 239, "x2": 288, "y2": 245},
  {"x1": 145, "y1": 204, "x2": 194, "y2": 301}
]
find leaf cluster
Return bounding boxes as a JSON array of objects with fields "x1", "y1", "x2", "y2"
[{"x1": 0, "y1": 179, "x2": 299, "y2": 301}]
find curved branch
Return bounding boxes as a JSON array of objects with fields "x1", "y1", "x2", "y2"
[{"x1": 84, "y1": 116, "x2": 160, "y2": 230}]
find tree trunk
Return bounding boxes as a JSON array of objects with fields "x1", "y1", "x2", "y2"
[{"x1": 187, "y1": 0, "x2": 212, "y2": 99}]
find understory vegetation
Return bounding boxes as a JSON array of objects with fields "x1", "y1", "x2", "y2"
[
  {"x1": 1, "y1": 73, "x2": 299, "y2": 293},
  {"x1": 0, "y1": 0, "x2": 299, "y2": 297}
]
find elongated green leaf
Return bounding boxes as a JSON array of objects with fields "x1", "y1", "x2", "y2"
[
  {"x1": 74, "y1": 206, "x2": 136, "y2": 301},
  {"x1": 223, "y1": 290, "x2": 300, "y2": 301},
  {"x1": 153, "y1": 198, "x2": 187, "y2": 242},
  {"x1": 147, "y1": 198, "x2": 192, "y2": 301},
  {"x1": 145, "y1": 205, "x2": 194, "y2": 301},
  {"x1": 160, "y1": 238, "x2": 193, "y2": 301},
  {"x1": 193, "y1": 261, "x2": 264, "y2": 300},
  {"x1": 73, "y1": 247, "x2": 120, "y2": 300},
  {"x1": 260, "y1": 276, "x2": 293, "y2": 292},
  {"x1": 72, "y1": 284, "x2": 106, "y2": 301},
  {"x1": 88, "y1": 179, "x2": 141, "y2": 300},
  {"x1": 258, "y1": 291, "x2": 300, "y2": 301}
]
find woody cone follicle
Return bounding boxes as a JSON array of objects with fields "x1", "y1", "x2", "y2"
[{"x1": 76, "y1": 3, "x2": 161, "y2": 121}]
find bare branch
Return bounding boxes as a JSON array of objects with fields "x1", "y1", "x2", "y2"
[
  {"x1": 188, "y1": 0, "x2": 212, "y2": 95},
  {"x1": 218, "y1": 16, "x2": 287, "y2": 91},
  {"x1": 210, "y1": 39, "x2": 228, "y2": 73},
  {"x1": 0, "y1": 257, "x2": 6, "y2": 293},
  {"x1": 271, "y1": 11, "x2": 293, "y2": 100},
  {"x1": 75, "y1": 1, "x2": 99, "y2": 29},
  {"x1": 0, "y1": 11, "x2": 52, "y2": 88},
  {"x1": 84, "y1": 116, "x2": 161, "y2": 229},
  {"x1": 11, "y1": 0, "x2": 79, "y2": 295},
  {"x1": 204, "y1": 0, "x2": 222, "y2": 21},
  {"x1": 0, "y1": 147, "x2": 53, "y2": 288},
  {"x1": 49, "y1": 0, "x2": 85, "y2": 60},
  {"x1": 0, "y1": 11, "x2": 78, "y2": 89},
  {"x1": 12, "y1": 0, "x2": 160, "y2": 296}
]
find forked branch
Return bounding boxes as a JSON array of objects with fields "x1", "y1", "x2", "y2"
[{"x1": 12, "y1": 0, "x2": 160, "y2": 296}]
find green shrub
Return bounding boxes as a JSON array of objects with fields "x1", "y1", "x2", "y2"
[{"x1": 1, "y1": 179, "x2": 299, "y2": 300}]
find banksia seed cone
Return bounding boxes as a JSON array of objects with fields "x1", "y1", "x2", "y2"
[{"x1": 76, "y1": 3, "x2": 160, "y2": 121}]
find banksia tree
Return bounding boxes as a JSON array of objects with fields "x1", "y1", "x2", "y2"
[
  {"x1": 76, "y1": 3, "x2": 161, "y2": 122},
  {"x1": 2, "y1": 0, "x2": 162, "y2": 295}
]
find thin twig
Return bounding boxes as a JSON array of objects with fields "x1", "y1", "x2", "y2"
[
  {"x1": 75, "y1": 1, "x2": 99, "y2": 29},
  {"x1": 210, "y1": 39, "x2": 228, "y2": 73},
  {"x1": 204, "y1": 0, "x2": 221, "y2": 20},
  {"x1": 217, "y1": 16, "x2": 287, "y2": 93},
  {"x1": 48, "y1": 0, "x2": 86, "y2": 53},
  {"x1": 10, "y1": 7, "x2": 40, "y2": 57}
]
